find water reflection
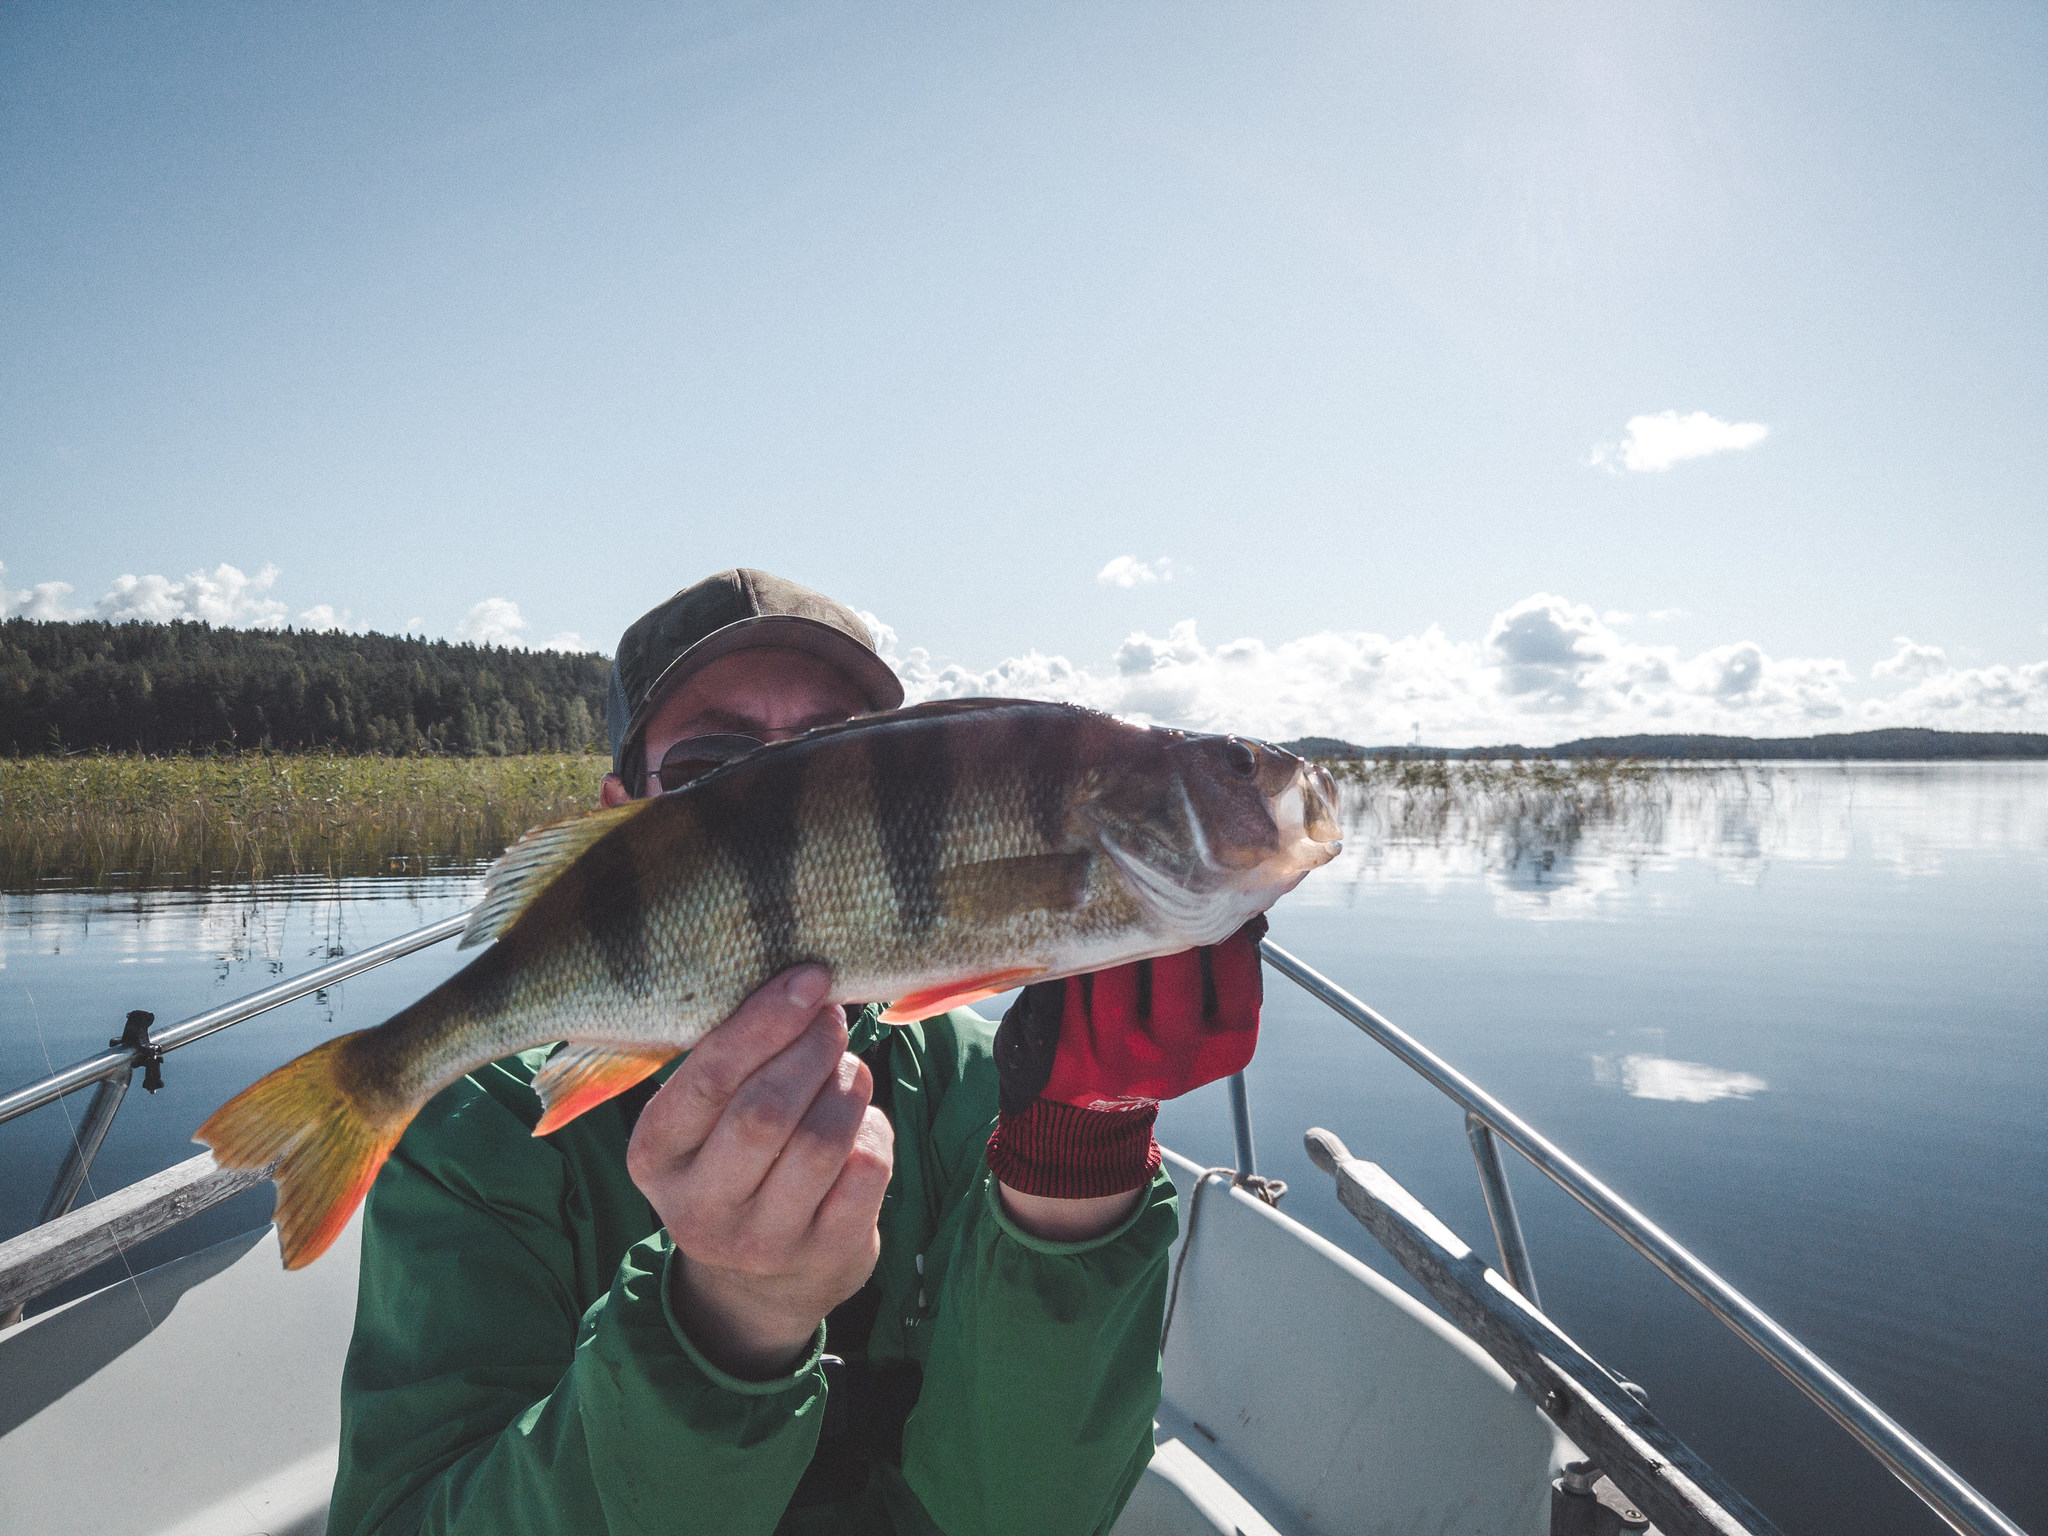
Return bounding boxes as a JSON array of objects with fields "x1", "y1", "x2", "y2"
[
  {"x1": 1592, "y1": 1053, "x2": 1769, "y2": 1103},
  {"x1": 1309, "y1": 761, "x2": 2048, "y2": 918},
  {"x1": 0, "y1": 872, "x2": 484, "y2": 988}
]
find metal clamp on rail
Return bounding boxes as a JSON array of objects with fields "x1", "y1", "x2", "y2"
[{"x1": 113, "y1": 1010, "x2": 164, "y2": 1095}]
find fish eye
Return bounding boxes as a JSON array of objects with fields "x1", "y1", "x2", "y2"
[{"x1": 1224, "y1": 738, "x2": 1259, "y2": 778}]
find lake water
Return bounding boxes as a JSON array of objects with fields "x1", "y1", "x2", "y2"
[{"x1": 3, "y1": 763, "x2": 2043, "y2": 1535}]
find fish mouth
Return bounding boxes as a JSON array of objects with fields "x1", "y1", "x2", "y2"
[{"x1": 1270, "y1": 759, "x2": 1343, "y2": 873}]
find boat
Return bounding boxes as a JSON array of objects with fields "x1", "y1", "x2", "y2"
[{"x1": 0, "y1": 930, "x2": 2028, "y2": 1536}]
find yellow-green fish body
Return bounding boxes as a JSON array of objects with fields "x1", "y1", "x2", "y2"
[{"x1": 197, "y1": 699, "x2": 1341, "y2": 1267}]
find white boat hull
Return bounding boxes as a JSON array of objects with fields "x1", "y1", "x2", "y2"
[{"x1": 0, "y1": 1148, "x2": 1571, "y2": 1536}]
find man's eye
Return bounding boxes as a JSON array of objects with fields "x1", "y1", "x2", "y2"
[{"x1": 653, "y1": 733, "x2": 766, "y2": 792}]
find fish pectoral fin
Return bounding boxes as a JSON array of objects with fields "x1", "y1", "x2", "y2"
[
  {"x1": 879, "y1": 968, "x2": 1045, "y2": 1024},
  {"x1": 531, "y1": 1043, "x2": 676, "y2": 1136},
  {"x1": 461, "y1": 799, "x2": 658, "y2": 950}
]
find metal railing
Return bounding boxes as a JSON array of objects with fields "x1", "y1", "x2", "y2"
[
  {"x1": 1257, "y1": 938, "x2": 2027, "y2": 1536},
  {"x1": 0, "y1": 912, "x2": 2027, "y2": 1536},
  {"x1": 0, "y1": 913, "x2": 472, "y2": 1229}
]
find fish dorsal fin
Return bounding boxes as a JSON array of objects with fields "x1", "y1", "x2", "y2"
[
  {"x1": 531, "y1": 1042, "x2": 675, "y2": 1136},
  {"x1": 461, "y1": 800, "x2": 655, "y2": 950}
]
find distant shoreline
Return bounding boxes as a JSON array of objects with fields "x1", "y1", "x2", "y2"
[{"x1": 1280, "y1": 728, "x2": 2048, "y2": 762}]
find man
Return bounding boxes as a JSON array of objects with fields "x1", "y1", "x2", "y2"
[{"x1": 328, "y1": 569, "x2": 1265, "y2": 1536}]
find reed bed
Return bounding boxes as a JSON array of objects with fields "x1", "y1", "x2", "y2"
[
  {"x1": 1314, "y1": 755, "x2": 1754, "y2": 871},
  {"x1": 0, "y1": 754, "x2": 605, "y2": 889},
  {"x1": 1, "y1": 749, "x2": 1748, "y2": 892}
]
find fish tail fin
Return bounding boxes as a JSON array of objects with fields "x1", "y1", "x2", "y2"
[{"x1": 194, "y1": 1032, "x2": 407, "y2": 1270}]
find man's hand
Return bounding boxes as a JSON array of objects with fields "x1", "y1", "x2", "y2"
[
  {"x1": 989, "y1": 916, "x2": 1268, "y2": 1239},
  {"x1": 626, "y1": 965, "x2": 894, "y2": 1380}
]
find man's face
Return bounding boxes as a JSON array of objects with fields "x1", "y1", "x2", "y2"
[{"x1": 599, "y1": 647, "x2": 869, "y2": 807}]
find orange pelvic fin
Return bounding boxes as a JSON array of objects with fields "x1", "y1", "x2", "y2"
[
  {"x1": 531, "y1": 1043, "x2": 676, "y2": 1137},
  {"x1": 879, "y1": 968, "x2": 1044, "y2": 1024},
  {"x1": 194, "y1": 1032, "x2": 406, "y2": 1271}
]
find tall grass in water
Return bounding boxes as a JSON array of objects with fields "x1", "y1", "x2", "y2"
[
  {"x1": 1316, "y1": 756, "x2": 1758, "y2": 872},
  {"x1": 0, "y1": 754, "x2": 605, "y2": 890},
  {"x1": 4, "y1": 750, "x2": 1751, "y2": 891}
]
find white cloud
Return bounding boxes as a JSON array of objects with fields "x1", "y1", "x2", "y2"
[
  {"x1": 1872, "y1": 636, "x2": 1946, "y2": 681},
  {"x1": 540, "y1": 631, "x2": 586, "y2": 652},
  {"x1": 458, "y1": 597, "x2": 527, "y2": 648},
  {"x1": 1870, "y1": 658, "x2": 2048, "y2": 721},
  {"x1": 296, "y1": 604, "x2": 364, "y2": 633},
  {"x1": 1096, "y1": 555, "x2": 1174, "y2": 588},
  {"x1": 1, "y1": 563, "x2": 87, "y2": 621},
  {"x1": 863, "y1": 595, "x2": 2046, "y2": 747},
  {"x1": 97, "y1": 563, "x2": 288, "y2": 627},
  {"x1": 5, "y1": 557, "x2": 375, "y2": 631},
  {"x1": 1589, "y1": 410, "x2": 1769, "y2": 473}
]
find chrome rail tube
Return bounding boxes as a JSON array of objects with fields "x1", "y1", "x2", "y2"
[
  {"x1": 0, "y1": 911, "x2": 473, "y2": 1127},
  {"x1": 1227, "y1": 1071, "x2": 1259, "y2": 1178},
  {"x1": 1260, "y1": 938, "x2": 2027, "y2": 1536},
  {"x1": 1464, "y1": 1111, "x2": 1541, "y2": 1309},
  {"x1": 37, "y1": 1074, "x2": 131, "y2": 1223}
]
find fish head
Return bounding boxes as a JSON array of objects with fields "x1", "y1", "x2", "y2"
[{"x1": 1083, "y1": 732, "x2": 1342, "y2": 943}]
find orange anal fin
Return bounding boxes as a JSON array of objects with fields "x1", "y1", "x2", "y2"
[
  {"x1": 532, "y1": 1043, "x2": 676, "y2": 1137},
  {"x1": 879, "y1": 968, "x2": 1044, "y2": 1024}
]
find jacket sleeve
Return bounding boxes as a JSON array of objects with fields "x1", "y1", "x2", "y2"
[
  {"x1": 326, "y1": 1085, "x2": 827, "y2": 1536},
  {"x1": 897, "y1": 1165, "x2": 1178, "y2": 1536}
]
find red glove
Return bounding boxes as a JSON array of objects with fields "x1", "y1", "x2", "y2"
[{"x1": 987, "y1": 916, "x2": 1266, "y2": 1199}]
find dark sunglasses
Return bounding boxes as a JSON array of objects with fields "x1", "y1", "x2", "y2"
[{"x1": 637, "y1": 733, "x2": 765, "y2": 796}]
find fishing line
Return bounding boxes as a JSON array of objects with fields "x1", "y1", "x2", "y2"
[{"x1": 22, "y1": 985, "x2": 159, "y2": 1330}]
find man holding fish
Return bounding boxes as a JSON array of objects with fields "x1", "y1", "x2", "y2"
[{"x1": 211, "y1": 569, "x2": 1339, "y2": 1534}]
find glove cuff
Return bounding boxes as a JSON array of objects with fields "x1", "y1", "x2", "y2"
[{"x1": 987, "y1": 1099, "x2": 1161, "y2": 1199}]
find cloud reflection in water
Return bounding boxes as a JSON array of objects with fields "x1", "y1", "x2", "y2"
[{"x1": 1592, "y1": 1053, "x2": 1768, "y2": 1103}]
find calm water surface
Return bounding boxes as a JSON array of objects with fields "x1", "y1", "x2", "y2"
[{"x1": 3, "y1": 763, "x2": 2043, "y2": 1535}]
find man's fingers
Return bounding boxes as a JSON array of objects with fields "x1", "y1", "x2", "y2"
[
  {"x1": 752, "y1": 1052, "x2": 874, "y2": 1241},
  {"x1": 690, "y1": 1007, "x2": 849, "y2": 1205},
  {"x1": 811, "y1": 1105, "x2": 894, "y2": 1244},
  {"x1": 1147, "y1": 948, "x2": 1206, "y2": 1030},
  {"x1": 1086, "y1": 961, "x2": 1142, "y2": 1030},
  {"x1": 633, "y1": 965, "x2": 833, "y2": 1164},
  {"x1": 1204, "y1": 933, "x2": 1264, "y2": 1022}
]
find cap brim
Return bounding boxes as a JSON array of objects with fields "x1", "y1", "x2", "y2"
[{"x1": 620, "y1": 614, "x2": 906, "y2": 766}]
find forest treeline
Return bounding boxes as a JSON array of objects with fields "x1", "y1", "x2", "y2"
[
  {"x1": 0, "y1": 619, "x2": 610, "y2": 756},
  {"x1": 1284, "y1": 727, "x2": 2048, "y2": 761}
]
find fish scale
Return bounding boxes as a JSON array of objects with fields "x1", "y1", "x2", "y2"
[{"x1": 194, "y1": 698, "x2": 1341, "y2": 1268}]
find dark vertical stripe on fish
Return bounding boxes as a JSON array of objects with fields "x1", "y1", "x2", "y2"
[
  {"x1": 575, "y1": 827, "x2": 655, "y2": 997},
  {"x1": 867, "y1": 719, "x2": 950, "y2": 943},
  {"x1": 1019, "y1": 705, "x2": 1087, "y2": 849},
  {"x1": 699, "y1": 750, "x2": 807, "y2": 976},
  {"x1": 447, "y1": 940, "x2": 518, "y2": 1021}
]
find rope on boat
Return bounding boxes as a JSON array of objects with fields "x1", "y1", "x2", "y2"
[{"x1": 1159, "y1": 1165, "x2": 1286, "y2": 1353}]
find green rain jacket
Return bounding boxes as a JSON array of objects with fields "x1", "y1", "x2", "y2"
[{"x1": 327, "y1": 1005, "x2": 1178, "y2": 1536}]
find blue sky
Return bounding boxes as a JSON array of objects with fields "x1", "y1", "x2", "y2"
[{"x1": 4, "y1": 3, "x2": 2043, "y2": 744}]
